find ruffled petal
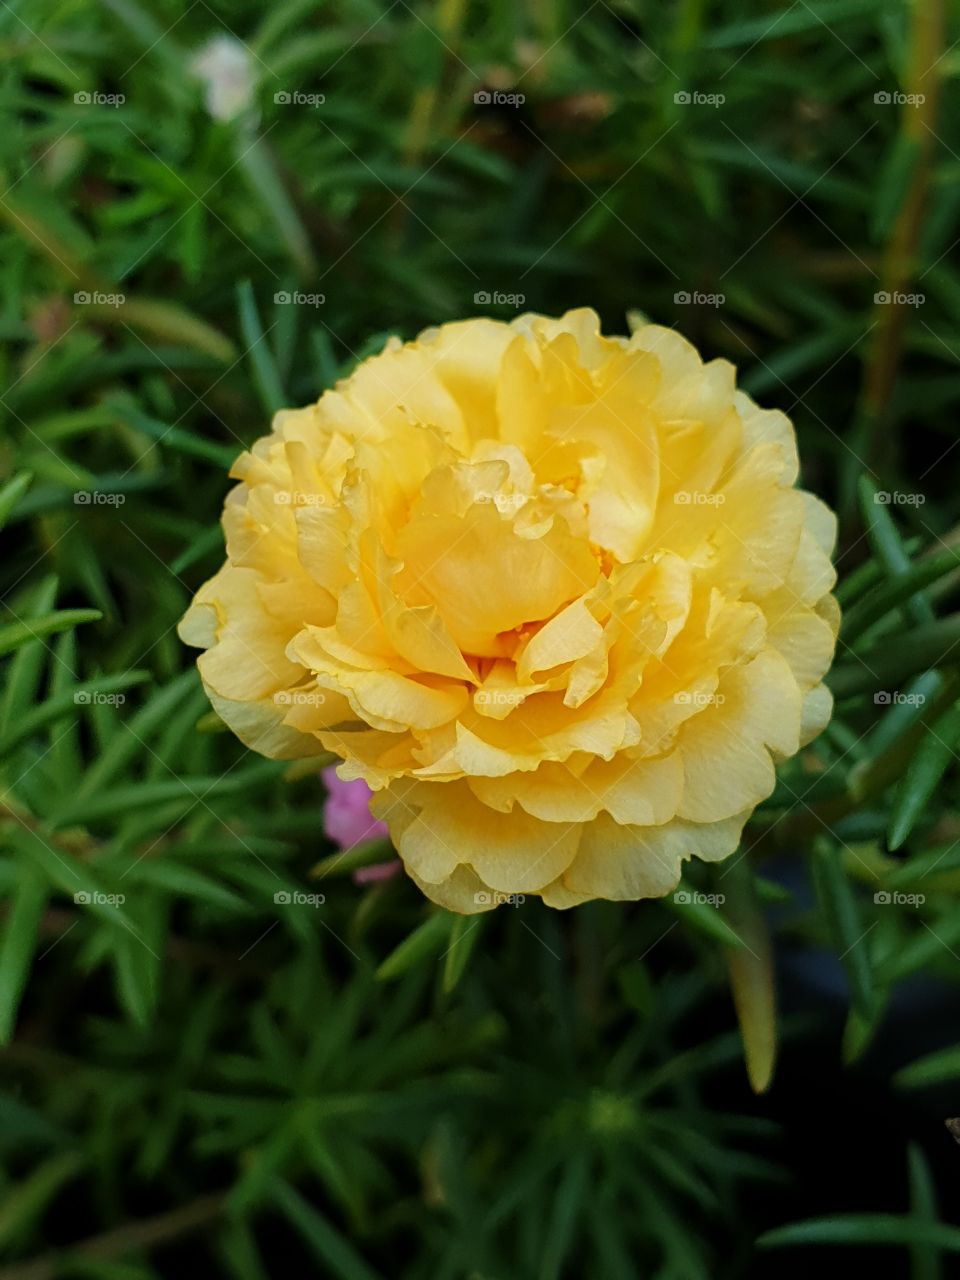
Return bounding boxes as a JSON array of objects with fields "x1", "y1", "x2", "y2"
[{"x1": 179, "y1": 309, "x2": 839, "y2": 911}]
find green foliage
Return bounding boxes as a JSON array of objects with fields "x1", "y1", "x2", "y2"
[
  {"x1": 759, "y1": 1146, "x2": 960, "y2": 1266},
  {"x1": 2, "y1": 0, "x2": 960, "y2": 1274}
]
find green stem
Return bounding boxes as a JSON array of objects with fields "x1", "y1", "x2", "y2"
[
  {"x1": 855, "y1": 0, "x2": 944, "y2": 482},
  {"x1": 0, "y1": 1194, "x2": 224, "y2": 1280}
]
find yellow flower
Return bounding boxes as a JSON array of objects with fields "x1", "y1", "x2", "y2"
[{"x1": 179, "y1": 309, "x2": 839, "y2": 912}]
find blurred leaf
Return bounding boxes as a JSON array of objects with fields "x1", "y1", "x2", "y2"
[
  {"x1": 376, "y1": 911, "x2": 453, "y2": 982},
  {"x1": 0, "y1": 609, "x2": 101, "y2": 658},
  {"x1": 0, "y1": 863, "x2": 48, "y2": 1044},
  {"x1": 237, "y1": 279, "x2": 286, "y2": 415},
  {"x1": 0, "y1": 575, "x2": 59, "y2": 735},
  {"x1": 858, "y1": 475, "x2": 934, "y2": 627},
  {"x1": 170, "y1": 524, "x2": 225, "y2": 575},
  {"x1": 863, "y1": 669, "x2": 945, "y2": 759},
  {"x1": 842, "y1": 545, "x2": 960, "y2": 642},
  {"x1": 112, "y1": 929, "x2": 160, "y2": 1028},
  {"x1": 541, "y1": 1152, "x2": 589, "y2": 1280},
  {"x1": 842, "y1": 995, "x2": 887, "y2": 1066},
  {"x1": 0, "y1": 1149, "x2": 84, "y2": 1252},
  {"x1": 235, "y1": 137, "x2": 315, "y2": 278},
  {"x1": 758, "y1": 1214, "x2": 960, "y2": 1251},
  {"x1": 706, "y1": 1, "x2": 882, "y2": 49},
  {"x1": 0, "y1": 471, "x2": 32, "y2": 530},
  {"x1": 830, "y1": 615, "x2": 960, "y2": 699},
  {"x1": 908, "y1": 1143, "x2": 941, "y2": 1280},
  {"x1": 895, "y1": 1044, "x2": 960, "y2": 1090},
  {"x1": 667, "y1": 884, "x2": 748, "y2": 949},
  {"x1": 0, "y1": 672, "x2": 150, "y2": 756},
  {"x1": 310, "y1": 838, "x2": 395, "y2": 880},
  {"x1": 51, "y1": 767, "x2": 277, "y2": 829},
  {"x1": 74, "y1": 670, "x2": 199, "y2": 799},
  {"x1": 0, "y1": 187, "x2": 92, "y2": 278},
  {"x1": 269, "y1": 1179, "x2": 383, "y2": 1280},
  {"x1": 888, "y1": 700, "x2": 960, "y2": 850},
  {"x1": 811, "y1": 841, "x2": 875, "y2": 1017},
  {"x1": 109, "y1": 400, "x2": 240, "y2": 468},
  {"x1": 723, "y1": 859, "x2": 776, "y2": 1093},
  {"x1": 117, "y1": 298, "x2": 236, "y2": 363},
  {"x1": 442, "y1": 913, "x2": 485, "y2": 994},
  {"x1": 872, "y1": 136, "x2": 921, "y2": 244}
]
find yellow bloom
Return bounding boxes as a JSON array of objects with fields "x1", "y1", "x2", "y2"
[{"x1": 179, "y1": 309, "x2": 839, "y2": 912}]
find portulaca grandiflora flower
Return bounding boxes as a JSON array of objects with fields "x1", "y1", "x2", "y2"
[{"x1": 180, "y1": 309, "x2": 839, "y2": 912}]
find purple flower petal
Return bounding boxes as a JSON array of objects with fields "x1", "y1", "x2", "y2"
[{"x1": 322, "y1": 766, "x2": 389, "y2": 851}]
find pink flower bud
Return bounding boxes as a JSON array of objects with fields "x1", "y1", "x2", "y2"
[{"x1": 322, "y1": 767, "x2": 389, "y2": 850}]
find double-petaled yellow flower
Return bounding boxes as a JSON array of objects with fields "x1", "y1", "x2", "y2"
[{"x1": 180, "y1": 309, "x2": 839, "y2": 911}]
